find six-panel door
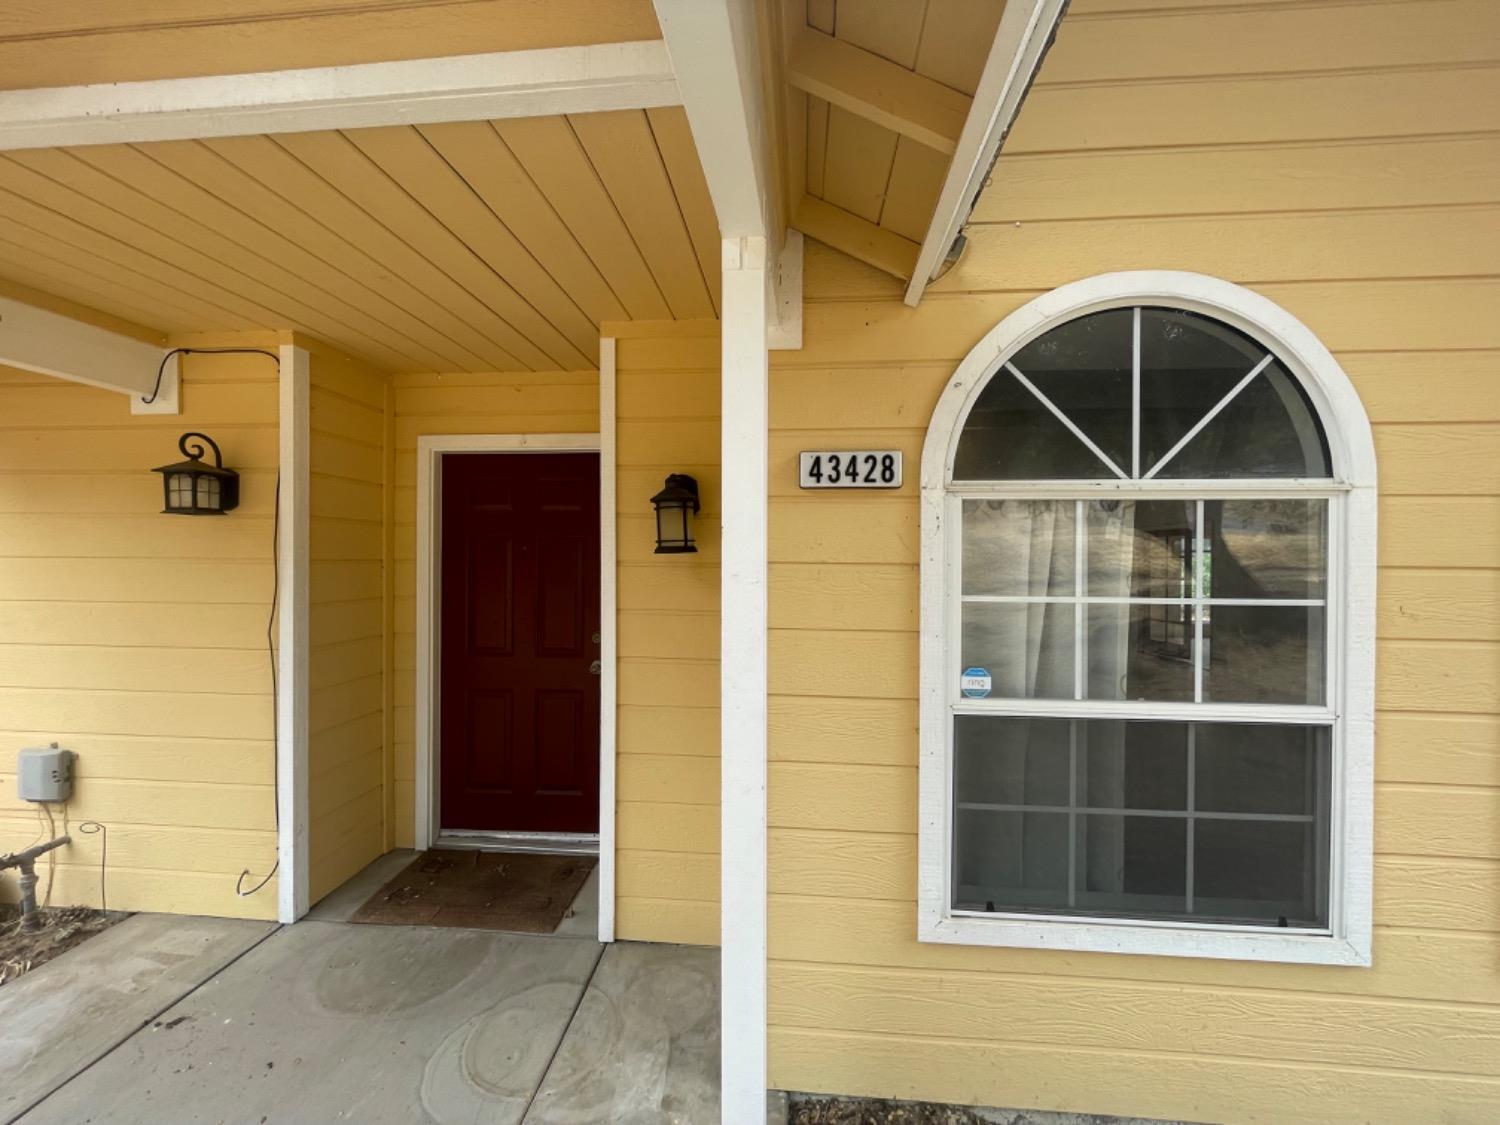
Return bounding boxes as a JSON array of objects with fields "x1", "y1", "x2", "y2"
[{"x1": 439, "y1": 451, "x2": 601, "y2": 833}]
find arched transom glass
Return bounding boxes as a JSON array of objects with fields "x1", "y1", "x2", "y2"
[
  {"x1": 952, "y1": 307, "x2": 1331, "y2": 482},
  {"x1": 945, "y1": 305, "x2": 1340, "y2": 934}
]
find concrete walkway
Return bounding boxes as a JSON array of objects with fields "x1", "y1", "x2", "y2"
[{"x1": 2, "y1": 879, "x2": 719, "y2": 1123}]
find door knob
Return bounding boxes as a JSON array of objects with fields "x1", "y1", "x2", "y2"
[{"x1": 589, "y1": 660, "x2": 601, "y2": 675}]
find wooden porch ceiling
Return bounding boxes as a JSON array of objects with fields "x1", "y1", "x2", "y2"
[
  {"x1": 0, "y1": 108, "x2": 719, "y2": 373},
  {"x1": 780, "y1": 0, "x2": 1009, "y2": 281}
]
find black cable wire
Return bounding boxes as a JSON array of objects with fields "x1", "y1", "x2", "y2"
[
  {"x1": 237, "y1": 468, "x2": 281, "y2": 899},
  {"x1": 142, "y1": 347, "x2": 279, "y2": 405},
  {"x1": 150, "y1": 346, "x2": 284, "y2": 896}
]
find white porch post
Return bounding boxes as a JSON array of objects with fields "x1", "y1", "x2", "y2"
[
  {"x1": 652, "y1": 3, "x2": 787, "y2": 1116},
  {"x1": 720, "y1": 235, "x2": 770, "y2": 1123},
  {"x1": 277, "y1": 344, "x2": 310, "y2": 924}
]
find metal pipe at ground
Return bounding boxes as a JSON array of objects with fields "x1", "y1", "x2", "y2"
[{"x1": 1, "y1": 836, "x2": 71, "y2": 931}]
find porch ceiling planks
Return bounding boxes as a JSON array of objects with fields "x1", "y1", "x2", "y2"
[
  {"x1": 783, "y1": 0, "x2": 1007, "y2": 279},
  {"x1": 0, "y1": 108, "x2": 719, "y2": 374}
]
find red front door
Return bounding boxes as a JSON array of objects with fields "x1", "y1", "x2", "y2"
[{"x1": 439, "y1": 452, "x2": 600, "y2": 833}]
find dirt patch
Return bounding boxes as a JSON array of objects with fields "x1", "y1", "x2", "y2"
[
  {"x1": 0, "y1": 905, "x2": 126, "y2": 986},
  {"x1": 791, "y1": 1099, "x2": 992, "y2": 1125}
]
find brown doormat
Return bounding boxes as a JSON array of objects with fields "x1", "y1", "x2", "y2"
[{"x1": 348, "y1": 849, "x2": 595, "y2": 934}]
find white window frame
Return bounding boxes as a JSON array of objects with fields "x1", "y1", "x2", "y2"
[{"x1": 918, "y1": 271, "x2": 1376, "y2": 965}]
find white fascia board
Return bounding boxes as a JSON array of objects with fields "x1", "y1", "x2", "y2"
[
  {"x1": 0, "y1": 40, "x2": 679, "y2": 151},
  {"x1": 0, "y1": 294, "x2": 178, "y2": 411},
  {"x1": 903, "y1": 0, "x2": 1068, "y2": 306}
]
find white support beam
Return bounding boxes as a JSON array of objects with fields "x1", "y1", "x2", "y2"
[
  {"x1": 719, "y1": 235, "x2": 770, "y2": 1125},
  {"x1": 0, "y1": 294, "x2": 179, "y2": 412},
  {"x1": 786, "y1": 26, "x2": 970, "y2": 155},
  {"x1": 277, "y1": 344, "x2": 311, "y2": 925},
  {"x1": 653, "y1": 0, "x2": 775, "y2": 240},
  {"x1": 904, "y1": 0, "x2": 1068, "y2": 306},
  {"x1": 0, "y1": 41, "x2": 679, "y2": 151},
  {"x1": 653, "y1": 0, "x2": 802, "y2": 344}
]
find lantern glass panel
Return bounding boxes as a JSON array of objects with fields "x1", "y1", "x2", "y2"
[
  {"x1": 196, "y1": 475, "x2": 221, "y2": 510},
  {"x1": 168, "y1": 475, "x2": 193, "y2": 510}
]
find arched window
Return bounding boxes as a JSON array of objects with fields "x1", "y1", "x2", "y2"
[{"x1": 919, "y1": 273, "x2": 1375, "y2": 964}]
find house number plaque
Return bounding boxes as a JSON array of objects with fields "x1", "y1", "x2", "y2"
[{"x1": 798, "y1": 450, "x2": 902, "y2": 489}]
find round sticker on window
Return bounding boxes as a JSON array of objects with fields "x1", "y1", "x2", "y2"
[{"x1": 960, "y1": 667, "x2": 992, "y2": 699}]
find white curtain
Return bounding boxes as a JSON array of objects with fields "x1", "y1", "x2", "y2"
[
  {"x1": 1081, "y1": 500, "x2": 1137, "y2": 898},
  {"x1": 964, "y1": 499, "x2": 1074, "y2": 700}
]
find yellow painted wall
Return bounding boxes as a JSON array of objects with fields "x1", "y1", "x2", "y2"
[
  {"x1": 0, "y1": 1, "x2": 661, "y2": 90},
  {"x1": 389, "y1": 370, "x2": 599, "y2": 846},
  {"x1": 613, "y1": 323, "x2": 722, "y2": 946},
  {"x1": 307, "y1": 340, "x2": 391, "y2": 904},
  {"x1": 766, "y1": 1, "x2": 1500, "y2": 1119},
  {"x1": 387, "y1": 353, "x2": 722, "y2": 946},
  {"x1": 0, "y1": 337, "x2": 282, "y2": 920}
]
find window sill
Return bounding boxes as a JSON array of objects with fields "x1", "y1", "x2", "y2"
[{"x1": 920, "y1": 912, "x2": 1371, "y2": 966}]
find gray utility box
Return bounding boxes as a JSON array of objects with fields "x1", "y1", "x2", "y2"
[{"x1": 17, "y1": 747, "x2": 75, "y2": 802}]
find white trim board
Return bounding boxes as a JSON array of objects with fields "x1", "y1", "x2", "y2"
[
  {"x1": 904, "y1": 0, "x2": 1067, "y2": 306},
  {"x1": 718, "y1": 235, "x2": 771, "y2": 1125},
  {"x1": 652, "y1": 0, "x2": 774, "y2": 239},
  {"x1": 0, "y1": 40, "x2": 678, "y2": 151},
  {"x1": 276, "y1": 344, "x2": 311, "y2": 925},
  {"x1": 0, "y1": 294, "x2": 179, "y2": 411},
  {"x1": 653, "y1": 1, "x2": 804, "y2": 350},
  {"x1": 412, "y1": 431, "x2": 615, "y2": 945},
  {"x1": 598, "y1": 339, "x2": 619, "y2": 944},
  {"x1": 916, "y1": 271, "x2": 1376, "y2": 965}
]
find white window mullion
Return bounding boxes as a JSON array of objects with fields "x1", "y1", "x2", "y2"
[
  {"x1": 1131, "y1": 306, "x2": 1142, "y2": 479},
  {"x1": 1007, "y1": 362, "x2": 1130, "y2": 480},
  {"x1": 1185, "y1": 723, "x2": 1197, "y2": 915},
  {"x1": 1142, "y1": 355, "x2": 1275, "y2": 480},
  {"x1": 1194, "y1": 499, "x2": 1206, "y2": 704},
  {"x1": 952, "y1": 698, "x2": 1336, "y2": 723},
  {"x1": 1074, "y1": 499, "x2": 1085, "y2": 701},
  {"x1": 1068, "y1": 719, "x2": 1079, "y2": 908}
]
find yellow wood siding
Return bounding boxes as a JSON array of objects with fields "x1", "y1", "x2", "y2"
[
  {"x1": 766, "y1": 1, "x2": 1500, "y2": 1117},
  {"x1": 0, "y1": 1, "x2": 661, "y2": 90},
  {"x1": 307, "y1": 339, "x2": 390, "y2": 904},
  {"x1": 612, "y1": 322, "x2": 721, "y2": 946},
  {"x1": 0, "y1": 339, "x2": 281, "y2": 920},
  {"x1": 389, "y1": 370, "x2": 599, "y2": 846}
]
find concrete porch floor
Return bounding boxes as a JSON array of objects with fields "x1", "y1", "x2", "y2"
[{"x1": 1, "y1": 854, "x2": 719, "y2": 1124}]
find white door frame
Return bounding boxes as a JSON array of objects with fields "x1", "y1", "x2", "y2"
[{"x1": 413, "y1": 429, "x2": 616, "y2": 943}]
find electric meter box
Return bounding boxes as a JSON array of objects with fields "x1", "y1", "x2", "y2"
[{"x1": 17, "y1": 747, "x2": 75, "y2": 802}]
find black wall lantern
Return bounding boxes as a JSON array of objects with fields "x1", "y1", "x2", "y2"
[
  {"x1": 153, "y1": 432, "x2": 240, "y2": 516},
  {"x1": 650, "y1": 474, "x2": 700, "y2": 554}
]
